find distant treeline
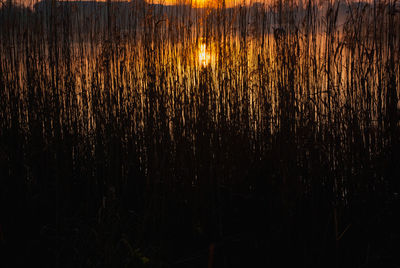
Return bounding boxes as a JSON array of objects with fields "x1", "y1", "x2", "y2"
[{"x1": 0, "y1": 0, "x2": 382, "y2": 36}]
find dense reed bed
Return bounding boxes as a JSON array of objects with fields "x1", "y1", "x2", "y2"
[{"x1": 0, "y1": 0, "x2": 399, "y2": 267}]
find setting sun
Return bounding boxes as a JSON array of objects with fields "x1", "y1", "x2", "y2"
[
  {"x1": 191, "y1": 0, "x2": 216, "y2": 8},
  {"x1": 150, "y1": 0, "x2": 249, "y2": 8}
]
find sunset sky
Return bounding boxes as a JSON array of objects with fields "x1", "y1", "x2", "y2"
[
  {"x1": 150, "y1": 0, "x2": 259, "y2": 7},
  {"x1": 8, "y1": 0, "x2": 268, "y2": 8},
  {"x1": 6, "y1": 0, "x2": 371, "y2": 9}
]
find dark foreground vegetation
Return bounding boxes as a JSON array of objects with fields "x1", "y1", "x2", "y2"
[{"x1": 0, "y1": 0, "x2": 399, "y2": 267}]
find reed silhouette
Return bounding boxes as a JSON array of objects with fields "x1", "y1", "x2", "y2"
[{"x1": 0, "y1": 0, "x2": 399, "y2": 267}]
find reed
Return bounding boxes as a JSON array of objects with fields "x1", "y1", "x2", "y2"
[{"x1": 0, "y1": 0, "x2": 399, "y2": 267}]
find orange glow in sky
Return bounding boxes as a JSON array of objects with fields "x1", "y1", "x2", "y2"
[
  {"x1": 14, "y1": 0, "x2": 260, "y2": 9},
  {"x1": 9, "y1": 0, "x2": 370, "y2": 9},
  {"x1": 150, "y1": 0, "x2": 256, "y2": 8}
]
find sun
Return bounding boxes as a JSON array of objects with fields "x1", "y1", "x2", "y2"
[
  {"x1": 191, "y1": 0, "x2": 217, "y2": 8},
  {"x1": 150, "y1": 0, "x2": 232, "y2": 8}
]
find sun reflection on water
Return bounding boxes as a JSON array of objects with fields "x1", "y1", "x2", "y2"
[{"x1": 198, "y1": 43, "x2": 211, "y2": 67}]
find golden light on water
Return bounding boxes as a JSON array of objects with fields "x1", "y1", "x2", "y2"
[{"x1": 198, "y1": 43, "x2": 211, "y2": 67}]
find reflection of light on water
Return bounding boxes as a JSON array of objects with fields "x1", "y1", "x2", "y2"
[{"x1": 199, "y1": 43, "x2": 211, "y2": 67}]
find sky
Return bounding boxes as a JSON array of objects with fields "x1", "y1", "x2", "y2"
[
  {"x1": 5, "y1": 0, "x2": 268, "y2": 8},
  {"x1": 150, "y1": 0, "x2": 260, "y2": 8},
  {"x1": 4, "y1": 0, "x2": 372, "y2": 9}
]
